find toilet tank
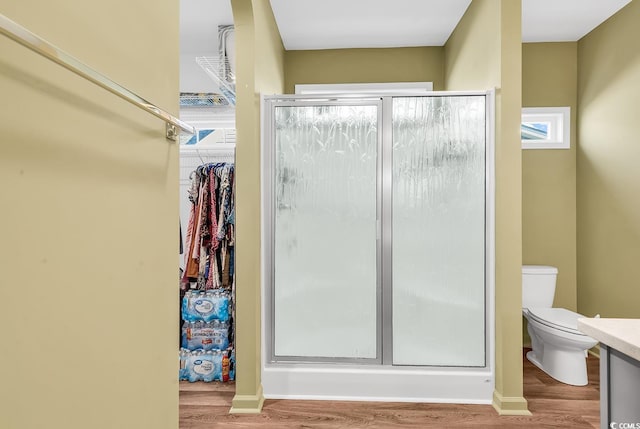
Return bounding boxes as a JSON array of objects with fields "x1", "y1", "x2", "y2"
[{"x1": 522, "y1": 265, "x2": 558, "y2": 308}]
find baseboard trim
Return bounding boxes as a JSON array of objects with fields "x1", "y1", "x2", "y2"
[
  {"x1": 492, "y1": 390, "x2": 531, "y2": 416},
  {"x1": 588, "y1": 345, "x2": 600, "y2": 359},
  {"x1": 229, "y1": 385, "x2": 265, "y2": 414}
]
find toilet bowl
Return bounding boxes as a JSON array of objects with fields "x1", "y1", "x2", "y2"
[
  {"x1": 523, "y1": 307, "x2": 597, "y2": 386},
  {"x1": 522, "y1": 265, "x2": 598, "y2": 386}
]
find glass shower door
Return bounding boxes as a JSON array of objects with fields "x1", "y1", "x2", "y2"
[
  {"x1": 272, "y1": 102, "x2": 380, "y2": 360},
  {"x1": 391, "y1": 96, "x2": 486, "y2": 366}
]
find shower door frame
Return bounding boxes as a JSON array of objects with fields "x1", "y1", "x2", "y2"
[
  {"x1": 263, "y1": 97, "x2": 384, "y2": 364},
  {"x1": 261, "y1": 90, "x2": 496, "y2": 402}
]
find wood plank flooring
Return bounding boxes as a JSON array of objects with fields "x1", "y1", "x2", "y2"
[{"x1": 180, "y1": 349, "x2": 600, "y2": 428}]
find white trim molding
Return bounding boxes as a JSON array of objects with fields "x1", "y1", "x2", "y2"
[
  {"x1": 521, "y1": 106, "x2": 570, "y2": 150},
  {"x1": 295, "y1": 82, "x2": 433, "y2": 95}
]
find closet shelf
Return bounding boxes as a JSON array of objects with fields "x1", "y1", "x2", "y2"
[
  {"x1": 196, "y1": 56, "x2": 236, "y2": 106},
  {"x1": 179, "y1": 128, "x2": 236, "y2": 146},
  {"x1": 180, "y1": 92, "x2": 231, "y2": 107}
]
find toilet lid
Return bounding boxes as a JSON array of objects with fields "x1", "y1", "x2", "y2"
[{"x1": 527, "y1": 308, "x2": 586, "y2": 334}]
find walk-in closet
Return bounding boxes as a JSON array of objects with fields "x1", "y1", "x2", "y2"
[{"x1": 178, "y1": 0, "x2": 236, "y2": 391}]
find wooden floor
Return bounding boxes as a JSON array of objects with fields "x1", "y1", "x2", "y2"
[{"x1": 180, "y1": 349, "x2": 600, "y2": 428}]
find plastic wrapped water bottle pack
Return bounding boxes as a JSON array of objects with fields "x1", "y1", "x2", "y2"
[
  {"x1": 182, "y1": 290, "x2": 230, "y2": 323},
  {"x1": 179, "y1": 349, "x2": 234, "y2": 382},
  {"x1": 181, "y1": 320, "x2": 230, "y2": 351}
]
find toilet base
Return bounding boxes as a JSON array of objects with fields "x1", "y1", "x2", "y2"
[{"x1": 526, "y1": 349, "x2": 588, "y2": 386}]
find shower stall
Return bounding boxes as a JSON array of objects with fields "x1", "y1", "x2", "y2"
[{"x1": 261, "y1": 91, "x2": 495, "y2": 403}]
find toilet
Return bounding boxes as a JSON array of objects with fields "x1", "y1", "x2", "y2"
[{"x1": 522, "y1": 265, "x2": 598, "y2": 386}]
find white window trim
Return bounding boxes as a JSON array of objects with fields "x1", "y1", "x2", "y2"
[
  {"x1": 521, "y1": 106, "x2": 570, "y2": 150},
  {"x1": 295, "y1": 82, "x2": 433, "y2": 95}
]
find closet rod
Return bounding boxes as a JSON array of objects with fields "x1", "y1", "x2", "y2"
[{"x1": 0, "y1": 13, "x2": 195, "y2": 141}]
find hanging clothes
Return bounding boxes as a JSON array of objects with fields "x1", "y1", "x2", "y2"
[{"x1": 181, "y1": 162, "x2": 235, "y2": 291}]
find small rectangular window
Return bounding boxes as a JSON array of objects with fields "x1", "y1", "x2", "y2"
[{"x1": 521, "y1": 107, "x2": 570, "y2": 149}]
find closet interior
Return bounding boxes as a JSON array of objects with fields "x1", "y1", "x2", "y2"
[{"x1": 178, "y1": 0, "x2": 236, "y2": 385}]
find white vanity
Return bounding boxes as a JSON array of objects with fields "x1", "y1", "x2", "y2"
[{"x1": 578, "y1": 318, "x2": 640, "y2": 429}]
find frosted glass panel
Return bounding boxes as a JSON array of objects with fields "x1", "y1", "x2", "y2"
[
  {"x1": 392, "y1": 96, "x2": 486, "y2": 366},
  {"x1": 274, "y1": 104, "x2": 378, "y2": 359}
]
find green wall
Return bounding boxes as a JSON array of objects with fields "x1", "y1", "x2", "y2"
[
  {"x1": 0, "y1": 0, "x2": 179, "y2": 428},
  {"x1": 445, "y1": 0, "x2": 527, "y2": 415},
  {"x1": 577, "y1": 0, "x2": 640, "y2": 320},
  {"x1": 230, "y1": 0, "x2": 285, "y2": 413},
  {"x1": 522, "y1": 42, "x2": 579, "y2": 343},
  {"x1": 284, "y1": 47, "x2": 444, "y2": 93}
]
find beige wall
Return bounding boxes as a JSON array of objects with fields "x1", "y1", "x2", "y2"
[
  {"x1": 577, "y1": 0, "x2": 640, "y2": 319},
  {"x1": 521, "y1": 43, "x2": 579, "y2": 344},
  {"x1": 284, "y1": 47, "x2": 444, "y2": 93},
  {"x1": 230, "y1": 0, "x2": 285, "y2": 413},
  {"x1": 445, "y1": 0, "x2": 527, "y2": 415},
  {"x1": 522, "y1": 43, "x2": 578, "y2": 312},
  {"x1": 0, "y1": 1, "x2": 179, "y2": 428}
]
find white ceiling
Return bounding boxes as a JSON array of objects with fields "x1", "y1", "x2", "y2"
[
  {"x1": 179, "y1": 0, "x2": 633, "y2": 52},
  {"x1": 180, "y1": 0, "x2": 233, "y2": 54},
  {"x1": 269, "y1": 0, "x2": 633, "y2": 50},
  {"x1": 269, "y1": 0, "x2": 472, "y2": 50},
  {"x1": 522, "y1": 0, "x2": 631, "y2": 42}
]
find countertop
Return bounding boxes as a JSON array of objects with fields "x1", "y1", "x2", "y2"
[{"x1": 578, "y1": 318, "x2": 640, "y2": 361}]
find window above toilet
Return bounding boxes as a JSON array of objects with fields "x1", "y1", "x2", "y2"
[{"x1": 521, "y1": 107, "x2": 570, "y2": 150}]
